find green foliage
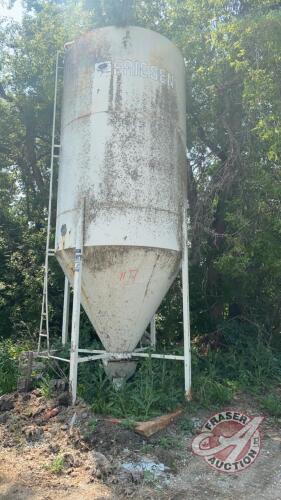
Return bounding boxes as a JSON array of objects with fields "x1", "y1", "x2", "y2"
[
  {"x1": 78, "y1": 355, "x2": 184, "y2": 419},
  {"x1": 192, "y1": 320, "x2": 281, "y2": 405},
  {"x1": 120, "y1": 417, "x2": 137, "y2": 429},
  {"x1": 48, "y1": 454, "x2": 65, "y2": 474},
  {"x1": 88, "y1": 417, "x2": 99, "y2": 430},
  {"x1": 156, "y1": 436, "x2": 183, "y2": 450},
  {"x1": 84, "y1": 0, "x2": 136, "y2": 26},
  {"x1": 38, "y1": 375, "x2": 53, "y2": 399},
  {"x1": 76, "y1": 319, "x2": 281, "y2": 417},
  {"x1": 143, "y1": 470, "x2": 156, "y2": 483},
  {"x1": 0, "y1": 339, "x2": 24, "y2": 394},
  {"x1": 179, "y1": 415, "x2": 194, "y2": 433},
  {"x1": 0, "y1": 1, "x2": 91, "y2": 338},
  {"x1": 260, "y1": 394, "x2": 281, "y2": 417},
  {"x1": 193, "y1": 375, "x2": 234, "y2": 407}
]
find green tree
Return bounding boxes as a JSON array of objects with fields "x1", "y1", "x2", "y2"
[
  {"x1": 1, "y1": 0, "x2": 281, "y2": 347},
  {"x1": 0, "y1": 1, "x2": 90, "y2": 336}
]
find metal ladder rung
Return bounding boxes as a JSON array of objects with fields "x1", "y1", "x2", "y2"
[{"x1": 39, "y1": 333, "x2": 48, "y2": 337}]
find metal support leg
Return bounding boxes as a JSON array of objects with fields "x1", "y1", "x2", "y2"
[
  {"x1": 62, "y1": 277, "x2": 70, "y2": 346},
  {"x1": 182, "y1": 200, "x2": 192, "y2": 400},
  {"x1": 69, "y1": 204, "x2": 84, "y2": 405},
  {"x1": 150, "y1": 315, "x2": 156, "y2": 349}
]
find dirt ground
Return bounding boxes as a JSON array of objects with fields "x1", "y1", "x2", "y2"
[{"x1": 0, "y1": 390, "x2": 281, "y2": 499}]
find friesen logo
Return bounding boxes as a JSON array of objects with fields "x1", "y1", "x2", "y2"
[
  {"x1": 94, "y1": 60, "x2": 174, "y2": 89},
  {"x1": 192, "y1": 410, "x2": 264, "y2": 473}
]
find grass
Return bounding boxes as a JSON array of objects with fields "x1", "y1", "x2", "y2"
[
  {"x1": 78, "y1": 355, "x2": 184, "y2": 420},
  {"x1": 76, "y1": 321, "x2": 281, "y2": 419},
  {"x1": 120, "y1": 418, "x2": 138, "y2": 429},
  {"x1": 179, "y1": 415, "x2": 194, "y2": 433},
  {"x1": 193, "y1": 375, "x2": 234, "y2": 407},
  {"x1": 1, "y1": 320, "x2": 281, "y2": 422},
  {"x1": 141, "y1": 443, "x2": 155, "y2": 453},
  {"x1": 260, "y1": 394, "x2": 281, "y2": 417}
]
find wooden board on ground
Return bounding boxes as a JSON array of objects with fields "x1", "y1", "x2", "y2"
[{"x1": 134, "y1": 409, "x2": 183, "y2": 437}]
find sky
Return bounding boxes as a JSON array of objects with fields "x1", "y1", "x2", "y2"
[{"x1": 0, "y1": 0, "x2": 23, "y2": 22}]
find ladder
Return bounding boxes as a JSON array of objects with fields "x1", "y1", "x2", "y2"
[{"x1": 37, "y1": 51, "x2": 62, "y2": 354}]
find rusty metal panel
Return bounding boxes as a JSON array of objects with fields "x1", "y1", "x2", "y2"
[{"x1": 55, "y1": 26, "x2": 186, "y2": 358}]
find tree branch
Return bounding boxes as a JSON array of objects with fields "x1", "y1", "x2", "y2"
[{"x1": 0, "y1": 83, "x2": 13, "y2": 102}]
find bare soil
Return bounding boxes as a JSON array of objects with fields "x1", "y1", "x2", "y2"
[{"x1": 0, "y1": 390, "x2": 281, "y2": 499}]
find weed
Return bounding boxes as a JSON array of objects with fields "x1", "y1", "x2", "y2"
[
  {"x1": 143, "y1": 470, "x2": 155, "y2": 483},
  {"x1": 75, "y1": 323, "x2": 281, "y2": 418},
  {"x1": 120, "y1": 418, "x2": 137, "y2": 430},
  {"x1": 179, "y1": 415, "x2": 194, "y2": 433},
  {"x1": 88, "y1": 418, "x2": 98, "y2": 430},
  {"x1": 0, "y1": 339, "x2": 22, "y2": 394},
  {"x1": 49, "y1": 455, "x2": 65, "y2": 474},
  {"x1": 156, "y1": 436, "x2": 183, "y2": 450},
  {"x1": 78, "y1": 356, "x2": 185, "y2": 420},
  {"x1": 193, "y1": 375, "x2": 234, "y2": 407},
  {"x1": 20, "y1": 318, "x2": 281, "y2": 420},
  {"x1": 141, "y1": 443, "x2": 155, "y2": 453},
  {"x1": 191, "y1": 321, "x2": 281, "y2": 407},
  {"x1": 260, "y1": 394, "x2": 281, "y2": 417},
  {"x1": 39, "y1": 375, "x2": 53, "y2": 399},
  {"x1": 7, "y1": 415, "x2": 23, "y2": 443}
]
